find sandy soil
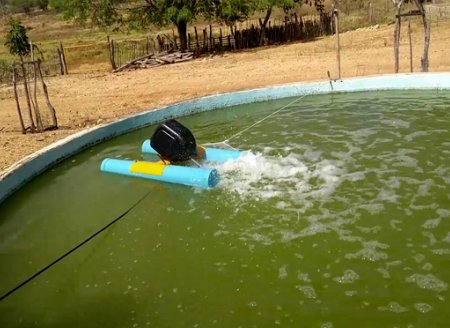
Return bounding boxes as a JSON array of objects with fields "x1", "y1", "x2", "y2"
[{"x1": 1, "y1": 21, "x2": 449, "y2": 173}]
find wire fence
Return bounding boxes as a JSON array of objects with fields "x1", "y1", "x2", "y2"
[{"x1": 110, "y1": 13, "x2": 333, "y2": 69}]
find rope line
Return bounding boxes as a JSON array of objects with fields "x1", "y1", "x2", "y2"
[
  {"x1": 224, "y1": 94, "x2": 308, "y2": 143},
  {"x1": 0, "y1": 190, "x2": 151, "y2": 302},
  {"x1": 1, "y1": 93, "x2": 309, "y2": 301}
]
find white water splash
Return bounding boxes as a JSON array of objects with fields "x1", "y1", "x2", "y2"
[{"x1": 211, "y1": 152, "x2": 344, "y2": 205}]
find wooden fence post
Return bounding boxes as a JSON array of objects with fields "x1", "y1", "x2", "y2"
[
  {"x1": 107, "y1": 36, "x2": 117, "y2": 70},
  {"x1": 408, "y1": 19, "x2": 413, "y2": 72},
  {"x1": 203, "y1": 29, "x2": 207, "y2": 52},
  {"x1": 30, "y1": 41, "x2": 34, "y2": 62},
  {"x1": 209, "y1": 25, "x2": 213, "y2": 51},
  {"x1": 334, "y1": 7, "x2": 341, "y2": 79},
  {"x1": 194, "y1": 26, "x2": 199, "y2": 49},
  {"x1": 60, "y1": 43, "x2": 68, "y2": 74},
  {"x1": 56, "y1": 47, "x2": 64, "y2": 75}
]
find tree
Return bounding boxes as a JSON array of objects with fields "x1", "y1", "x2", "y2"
[
  {"x1": 35, "y1": 0, "x2": 48, "y2": 10},
  {"x1": 4, "y1": 17, "x2": 30, "y2": 58},
  {"x1": 0, "y1": 0, "x2": 9, "y2": 16},
  {"x1": 253, "y1": 0, "x2": 302, "y2": 45},
  {"x1": 50, "y1": 0, "x2": 213, "y2": 52},
  {"x1": 10, "y1": 0, "x2": 33, "y2": 14},
  {"x1": 131, "y1": 1, "x2": 205, "y2": 51},
  {"x1": 207, "y1": 0, "x2": 253, "y2": 27},
  {"x1": 4, "y1": 17, "x2": 37, "y2": 131},
  {"x1": 5, "y1": 17, "x2": 58, "y2": 132}
]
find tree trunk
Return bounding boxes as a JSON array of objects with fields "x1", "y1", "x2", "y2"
[
  {"x1": 37, "y1": 59, "x2": 58, "y2": 128},
  {"x1": 413, "y1": 0, "x2": 430, "y2": 72},
  {"x1": 19, "y1": 57, "x2": 36, "y2": 132},
  {"x1": 176, "y1": 21, "x2": 188, "y2": 52},
  {"x1": 259, "y1": 7, "x2": 272, "y2": 46},
  {"x1": 32, "y1": 60, "x2": 43, "y2": 131},
  {"x1": 421, "y1": 16, "x2": 430, "y2": 72},
  {"x1": 12, "y1": 66, "x2": 26, "y2": 133}
]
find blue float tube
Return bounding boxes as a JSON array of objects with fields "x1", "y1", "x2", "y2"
[
  {"x1": 141, "y1": 140, "x2": 241, "y2": 162},
  {"x1": 100, "y1": 158, "x2": 220, "y2": 188}
]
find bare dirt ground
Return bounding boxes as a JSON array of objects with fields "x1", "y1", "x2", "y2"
[{"x1": 1, "y1": 21, "x2": 449, "y2": 173}]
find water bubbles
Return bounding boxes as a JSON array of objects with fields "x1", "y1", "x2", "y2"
[
  {"x1": 297, "y1": 272, "x2": 311, "y2": 283},
  {"x1": 278, "y1": 266, "x2": 288, "y2": 280},
  {"x1": 422, "y1": 218, "x2": 441, "y2": 229},
  {"x1": 360, "y1": 203, "x2": 385, "y2": 215},
  {"x1": 333, "y1": 270, "x2": 360, "y2": 284},
  {"x1": 431, "y1": 248, "x2": 450, "y2": 255},
  {"x1": 378, "y1": 302, "x2": 409, "y2": 313},
  {"x1": 414, "y1": 303, "x2": 433, "y2": 313},
  {"x1": 344, "y1": 290, "x2": 358, "y2": 297},
  {"x1": 413, "y1": 254, "x2": 426, "y2": 263},
  {"x1": 422, "y1": 231, "x2": 437, "y2": 246},
  {"x1": 213, "y1": 152, "x2": 343, "y2": 207},
  {"x1": 377, "y1": 188, "x2": 400, "y2": 203},
  {"x1": 443, "y1": 233, "x2": 450, "y2": 244},
  {"x1": 345, "y1": 240, "x2": 389, "y2": 262},
  {"x1": 421, "y1": 262, "x2": 433, "y2": 271},
  {"x1": 248, "y1": 301, "x2": 258, "y2": 307},
  {"x1": 295, "y1": 285, "x2": 317, "y2": 299},
  {"x1": 436, "y1": 208, "x2": 450, "y2": 218},
  {"x1": 381, "y1": 119, "x2": 410, "y2": 129},
  {"x1": 405, "y1": 273, "x2": 448, "y2": 292}
]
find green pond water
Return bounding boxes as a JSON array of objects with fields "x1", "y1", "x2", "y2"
[{"x1": 0, "y1": 90, "x2": 449, "y2": 327}]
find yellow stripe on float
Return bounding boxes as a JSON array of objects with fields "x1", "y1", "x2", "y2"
[
  {"x1": 197, "y1": 146, "x2": 206, "y2": 159},
  {"x1": 130, "y1": 161, "x2": 166, "y2": 176}
]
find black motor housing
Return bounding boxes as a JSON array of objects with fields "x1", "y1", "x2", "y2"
[{"x1": 150, "y1": 119, "x2": 197, "y2": 162}]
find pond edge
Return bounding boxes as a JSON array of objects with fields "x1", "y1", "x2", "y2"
[{"x1": 1, "y1": 72, "x2": 450, "y2": 204}]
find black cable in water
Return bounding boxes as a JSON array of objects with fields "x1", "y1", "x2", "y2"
[{"x1": 0, "y1": 191, "x2": 150, "y2": 302}]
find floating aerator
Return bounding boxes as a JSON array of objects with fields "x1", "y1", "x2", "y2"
[
  {"x1": 100, "y1": 158, "x2": 220, "y2": 188},
  {"x1": 150, "y1": 119, "x2": 197, "y2": 162}
]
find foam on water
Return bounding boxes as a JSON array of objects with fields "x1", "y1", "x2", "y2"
[
  {"x1": 405, "y1": 273, "x2": 448, "y2": 292},
  {"x1": 414, "y1": 303, "x2": 433, "y2": 313},
  {"x1": 212, "y1": 152, "x2": 344, "y2": 206},
  {"x1": 333, "y1": 270, "x2": 360, "y2": 284},
  {"x1": 377, "y1": 302, "x2": 409, "y2": 313}
]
